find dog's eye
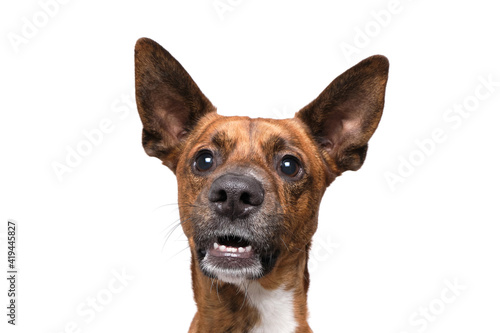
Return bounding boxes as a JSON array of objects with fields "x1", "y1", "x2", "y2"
[
  {"x1": 279, "y1": 156, "x2": 301, "y2": 177},
  {"x1": 195, "y1": 151, "x2": 214, "y2": 171}
]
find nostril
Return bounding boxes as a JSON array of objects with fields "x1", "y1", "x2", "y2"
[
  {"x1": 209, "y1": 188, "x2": 227, "y2": 203},
  {"x1": 240, "y1": 192, "x2": 251, "y2": 205},
  {"x1": 217, "y1": 190, "x2": 227, "y2": 202},
  {"x1": 241, "y1": 190, "x2": 264, "y2": 206}
]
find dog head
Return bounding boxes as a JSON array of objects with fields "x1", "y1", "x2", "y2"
[{"x1": 135, "y1": 38, "x2": 389, "y2": 284}]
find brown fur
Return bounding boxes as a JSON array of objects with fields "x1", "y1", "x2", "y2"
[{"x1": 134, "y1": 37, "x2": 389, "y2": 332}]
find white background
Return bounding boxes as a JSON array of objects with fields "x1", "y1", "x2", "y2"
[{"x1": 1, "y1": 0, "x2": 499, "y2": 332}]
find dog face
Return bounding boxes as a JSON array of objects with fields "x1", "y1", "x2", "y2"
[
  {"x1": 174, "y1": 114, "x2": 330, "y2": 283},
  {"x1": 134, "y1": 38, "x2": 389, "y2": 284}
]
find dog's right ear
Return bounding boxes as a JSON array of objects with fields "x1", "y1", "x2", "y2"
[{"x1": 135, "y1": 37, "x2": 216, "y2": 171}]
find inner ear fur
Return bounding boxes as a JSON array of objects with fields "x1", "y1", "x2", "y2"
[
  {"x1": 134, "y1": 37, "x2": 216, "y2": 171},
  {"x1": 295, "y1": 55, "x2": 389, "y2": 177}
]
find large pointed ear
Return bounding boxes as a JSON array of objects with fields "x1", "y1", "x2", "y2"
[
  {"x1": 135, "y1": 37, "x2": 216, "y2": 171},
  {"x1": 295, "y1": 55, "x2": 389, "y2": 178}
]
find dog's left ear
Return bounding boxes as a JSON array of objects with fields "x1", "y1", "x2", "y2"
[
  {"x1": 135, "y1": 37, "x2": 216, "y2": 171},
  {"x1": 295, "y1": 55, "x2": 389, "y2": 179}
]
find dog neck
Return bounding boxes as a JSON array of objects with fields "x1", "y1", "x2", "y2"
[{"x1": 188, "y1": 248, "x2": 313, "y2": 333}]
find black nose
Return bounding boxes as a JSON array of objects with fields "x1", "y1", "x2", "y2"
[{"x1": 208, "y1": 174, "x2": 264, "y2": 219}]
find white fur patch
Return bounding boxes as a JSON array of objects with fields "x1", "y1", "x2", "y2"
[
  {"x1": 241, "y1": 282, "x2": 298, "y2": 333},
  {"x1": 200, "y1": 254, "x2": 263, "y2": 284}
]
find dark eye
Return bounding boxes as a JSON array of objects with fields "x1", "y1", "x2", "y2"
[
  {"x1": 280, "y1": 156, "x2": 301, "y2": 177},
  {"x1": 195, "y1": 151, "x2": 214, "y2": 172}
]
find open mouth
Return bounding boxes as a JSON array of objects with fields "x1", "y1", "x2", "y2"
[
  {"x1": 209, "y1": 235, "x2": 254, "y2": 259},
  {"x1": 197, "y1": 234, "x2": 277, "y2": 283}
]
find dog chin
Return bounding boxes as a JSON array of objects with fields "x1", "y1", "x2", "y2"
[
  {"x1": 195, "y1": 233, "x2": 280, "y2": 283},
  {"x1": 200, "y1": 256, "x2": 264, "y2": 285}
]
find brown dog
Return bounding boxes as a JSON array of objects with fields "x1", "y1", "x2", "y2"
[{"x1": 134, "y1": 37, "x2": 389, "y2": 332}]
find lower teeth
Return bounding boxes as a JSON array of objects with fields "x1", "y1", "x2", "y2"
[{"x1": 214, "y1": 243, "x2": 251, "y2": 253}]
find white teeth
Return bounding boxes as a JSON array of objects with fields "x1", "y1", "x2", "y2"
[{"x1": 213, "y1": 243, "x2": 253, "y2": 253}]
